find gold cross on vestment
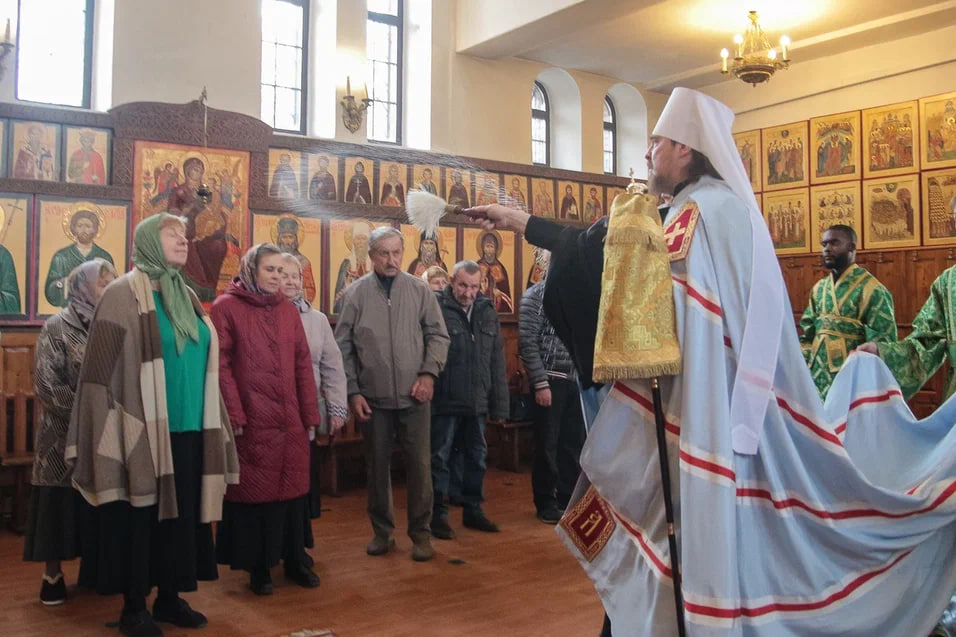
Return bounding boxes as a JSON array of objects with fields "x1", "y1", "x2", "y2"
[{"x1": 664, "y1": 220, "x2": 686, "y2": 247}]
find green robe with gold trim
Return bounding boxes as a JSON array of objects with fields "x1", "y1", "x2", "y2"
[
  {"x1": 878, "y1": 264, "x2": 956, "y2": 401},
  {"x1": 799, "y1": 264, "x2": 897, "y2": 398}
]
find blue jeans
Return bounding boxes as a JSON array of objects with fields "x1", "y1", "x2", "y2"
[{"x1": 431, "y1": 415, "x2": 487, "y2": 517}]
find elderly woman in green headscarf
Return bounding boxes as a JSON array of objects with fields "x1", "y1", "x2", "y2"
[{"x1": 67, "y1": 212, "x2": 239, "y2": 637}]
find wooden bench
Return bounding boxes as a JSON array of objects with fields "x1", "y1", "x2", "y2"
[
  {"x1": 0, "y1": 332, "x2": 40, "y2": 533},
  {"x1": 488, "y1": 419, "x2": 533, "y2": 473}
]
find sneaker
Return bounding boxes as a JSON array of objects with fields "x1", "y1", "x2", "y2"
[
  {"x1": 119, "y1": 609, "x2": 163, "y2": 637},
  {"x1": 411, "y1": 539, "x2": 435, "y2": 562},
  {"x1": 536, "y1": 506, "x2": 562, "y2": 525},
  {"x1": 284, "y1": 563, "x2": 320, "y2": 588},
  {"x1": 431, "y1": 515, "x2": 456, "y2": 540},
  {"x1": 250, "y1": 569, "x2": 274, "y2": 596},
  {"x1": 40, "y1": 573, "x2": 66, "y2": 606},
  {"x1": 152, "y1": 596, "x2": 208, "y2": 628},
  {"x1": 365, "y1": 536, "x2": 396, "y2": 556},
  {"x1": 463, "y1": 510, "x2": 501, "y2": 533}
]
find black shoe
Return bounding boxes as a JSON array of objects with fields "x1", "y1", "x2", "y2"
[
  {"x1": 250, "y1": 569, "x2": 274, "y2": 596},
  {"x1": 463, "y1": 510, "x2": 500, "y2": 533},
  {"x1": 284, "y1": 563, "x2": 320, "y2": 588},
  {"x1": 431, "y1": 515, "x2": 456, "y2": 540},
  {"x1": 448, "y1": 495, "x2": 464, "y2": 507},
  {"x1": 152, "y1": 596, "x2": 208, "y2": 628},
  {"x1": 537, "y1": 506, "x2": 562, "y2": 524},
  {"x1": 40, "y1": 573, "x2": 66, "y2": 606},
  {"x1": 119, "y1": 610, "x2": 164, "y2": 637}
]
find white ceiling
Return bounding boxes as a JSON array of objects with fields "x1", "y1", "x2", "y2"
[{"x1": 457, "y1": 0, "x2": 956, "y2": 92}]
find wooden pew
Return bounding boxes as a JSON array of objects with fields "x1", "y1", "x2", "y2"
[{"x1": 0, "y1": 332, "x2": 39, "y2": 532}]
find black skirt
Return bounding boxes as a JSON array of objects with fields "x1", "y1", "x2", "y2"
[
  {"x1": 216, "y1": 494, "x2": 310, "y2": 571},
  {"x1": 77, "y1": 431, "x2": 217, "y2": 597},
  {"x1": 22, "y1": 485, "x2": 83, "y2": 562}
]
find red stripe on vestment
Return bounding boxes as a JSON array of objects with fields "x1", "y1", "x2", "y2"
[
  {"x1": 680, "y1": 450, "x2": 736, "y2": 482},
  {"x1": 672, "y1": 276, "x2": 723, "y2": 317},
  {"x1": 613, "y1": 382, "x2": 681, "y2": 437},
  {"x1": 609, "y1": 508, "x2": 673, "y2": 579},
  {"x1": 776, "y1": 395, "x2": 843, "y2": 447},
  {"x1": 736, "y1": 479, "x2": 956, "y2": 520},
  {"x1": 684, "y1": 551, "x2": 911, "y2": 619},
  {"x1": 723, "y1": 335, "x2": 732, "y2": 348},
  {"x1": 833, "y1": 389, "x2": 904, "y2": 435}
]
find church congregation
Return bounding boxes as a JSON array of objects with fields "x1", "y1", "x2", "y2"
[{"x1": 0, "y1": 1, "x2": 955, "y2": 636}]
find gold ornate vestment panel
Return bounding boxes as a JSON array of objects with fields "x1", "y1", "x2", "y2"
[{"x1": 592, "y1": 192, "x2": 682, "y2": 382}]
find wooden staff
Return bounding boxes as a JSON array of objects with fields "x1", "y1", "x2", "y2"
[{"x1": 651, "y1": 377, "x2": 686, "y2": 637}]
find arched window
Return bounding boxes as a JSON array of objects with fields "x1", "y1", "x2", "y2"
[
  {"x1": 603, "y1": 96, "x2": 617, "y2": 175},
  {"x1": 531, "y1": 81, "x2": 549, "y2": 166}
]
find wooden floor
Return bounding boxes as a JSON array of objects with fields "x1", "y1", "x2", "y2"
[{"x1": 0, "y1": 468, "x2": 603, "y2": 636}]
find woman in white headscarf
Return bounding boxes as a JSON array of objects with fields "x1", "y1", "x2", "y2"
[{"x1": 25, "y1": 258, "x2": 117, "y2": 606}]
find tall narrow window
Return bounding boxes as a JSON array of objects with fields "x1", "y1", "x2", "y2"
[
  {"x1": 261, "y1": 0, "x2": 309, "y2": 133},
  {"x1": 16, "y1": 0, "x2": 94, "y2": 108},
  {"x1": 532, "y1": 82, "x2": 549, "y2": 166},
  {"x1": 603, "y1": 96, "x2": 617, "y2": 175},
  {"x1": 367, "y1": 0, "x2": 403, "y2": 144}
]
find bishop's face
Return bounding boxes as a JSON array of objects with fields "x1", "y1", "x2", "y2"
[{"x1": 278, "y1": 232, "x2": 297, "y2": 253}]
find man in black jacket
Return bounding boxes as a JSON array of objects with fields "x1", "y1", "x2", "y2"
[
  {"x1": 431, "y1": 260, "x2": 509, "y2": 539},
  {"x1": 519, "y1": 254, "x2": 586, "y2": 524}
]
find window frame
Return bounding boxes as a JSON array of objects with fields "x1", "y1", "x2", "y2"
[
  {"x1": 366, "y1": 0, "x2": 404, "y2": 145},
  {"x1": 532, "y1": 81, "x2": 550, "y2": 166},
  {"x1": 260, "y1": 0, "x2": 310, "y2": 135},
  {"x1": 603, "y1": 95, "x2": 617, "y2": 175},
  {"x1": 14, "y1": 0, "x2": 95, "y2": 109}
]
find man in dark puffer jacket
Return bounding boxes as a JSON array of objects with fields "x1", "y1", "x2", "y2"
[{"x1": 431, "y1": 260, "x2": 509, "y2": 539}]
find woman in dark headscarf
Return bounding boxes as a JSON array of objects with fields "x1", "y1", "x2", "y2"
[
  {"x1": 212, "y1": 244, "x2": 322, "y2": 596},
  {"x1": 67, "y1": 212, "x2": 239, "y2": 637},
  {"x1": 25, "y1": 258, "x2": 117, "y2": 606}
]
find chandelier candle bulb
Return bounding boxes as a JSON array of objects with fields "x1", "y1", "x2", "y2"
[
  {"x1": 780, "y1": 35, "x2": 790, "y2": 61},
  {"x1": 733, "y1": 33, "x2": 743, "y2": 59},
  {"x1": 720, "y1": 48, "x2": 729, "y2": 73}
]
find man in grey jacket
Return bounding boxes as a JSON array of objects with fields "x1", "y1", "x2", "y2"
[
  {"x1": 518, "y1": 250, "x2": 585, "y2": 524},
  {"x1": 335, "y1": 227, "x2": 450, "y2": 562}
]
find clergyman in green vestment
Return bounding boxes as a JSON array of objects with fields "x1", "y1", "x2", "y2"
[
  {"x1": 0, "y1": 244, "x2": 20, "y2": 313},
  {"x1": 862, "y1": 264, "x2": 956, "y2": 401},
  {"x1": 799, "y1": 224, "x2": 897, "y2": 398},
  {"x1": 44, "y1": 209, "x2": 114, "y2": 308}
]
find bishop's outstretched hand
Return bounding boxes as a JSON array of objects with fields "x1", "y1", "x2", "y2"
[{"x1": 464, "y1": 204, "x2": 531, "y2": 234}]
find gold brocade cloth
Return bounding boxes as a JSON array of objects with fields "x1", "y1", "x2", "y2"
[{"x1": 592, "y1": 192, "x2": 682, "y2": 382}]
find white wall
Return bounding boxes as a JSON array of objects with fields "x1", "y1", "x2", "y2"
[
  {"x1": 0, "y1": 0, "x2": 658, "y2": 172},
  {"x1": 111, "y1": 0, "x2": 261, "y2": 117}
]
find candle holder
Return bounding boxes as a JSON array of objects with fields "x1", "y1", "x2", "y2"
[{"x1": 340, "y1": 76, "x2": 371, "y2": 134}]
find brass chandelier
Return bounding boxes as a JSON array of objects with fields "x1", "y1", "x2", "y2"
[{"x1": 720, "y1": 11, "x2": 791, "y2": 86}]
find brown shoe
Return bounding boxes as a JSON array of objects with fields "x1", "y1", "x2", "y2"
[
  {"x1": 411, "y1": 539, "x2": 435, "y2": 562},
  {"x1": 366, "y1": 536, "x2": 395, "y2": 556}
]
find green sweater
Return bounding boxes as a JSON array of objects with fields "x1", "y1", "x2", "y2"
[{"x1": 154, "y1": 291, "x2": 209, "y2": 432}]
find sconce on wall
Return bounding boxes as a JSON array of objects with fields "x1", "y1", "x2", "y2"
[
  {"x1": 340, "y1": 76, "x2": 371, "y2": 134},
  {"x1": 0, "y1": 19, "x2": 15, "y2": 82}
]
